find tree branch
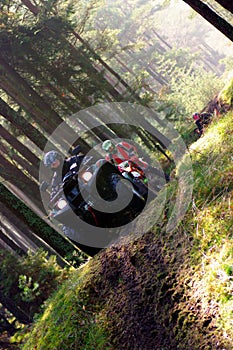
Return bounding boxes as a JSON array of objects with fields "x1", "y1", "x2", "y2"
[{"x1": 182, "y1": 0, "x2": 233, "y2": 41}]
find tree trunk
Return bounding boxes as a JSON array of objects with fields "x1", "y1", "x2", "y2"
[
  {"x1": 0, "y1": 142, "x2": 38, "y2": 180},
  {"x1": 21, "y1": 0, "x2": 39, "y2": 15},
  {"x1": 0, "y1": 77, "x2": 84, "y2": 152},
  {"x1": 182, "y1": 0, "x2": 233, "y2": 41},
  {"x1": 0, "y1": 56, "x2": 62, "y2": 133},
  {"x1": 0, "y1": 97, "x2": 47, "y2": 150},
  {"x1": 151, "y1": 29, "x2": 172, "y2": 50},
  {"x1": 0, "y1": 57, "x2": 80, "y2": 150},
  {"x1": 58, "y1": 37, "x2": 124, "y2": 102},
  {"x1": 21, "y1": 0, "x2": 140, "y2": 101},
  {"x1": 213, "y1": 0, "x2": 233, "y2": 13},
  {"x1": 17, "y1": 56, "x2": 81, "y2": 114},
  {"x1": 20, "y1": 0, "x2": 137, "y2": 103},
  {"x1": 70, "y1": 30, "x2": 141, "y2": 102},
  {"x1": 146, "y1": 63, "x2": 169, "y2": 86},
  {"x1": 0, "y1": 201, "x2": 68, "y2": 266},
  {"x1": 0, "y1": 125, "x2": 39, "y2": 166},
  {"x1": 21, "y1": 43, "x2": 92, "y2": 106},
  {"x1": 0, "y1": 228, "x2": 25, "y2": 256},
  {"x1": 0, "y1": 155, "x2": 42, "y2": 210},
  {"x1": 0, "y1": 183, "x2": 85, "y2": 262}
]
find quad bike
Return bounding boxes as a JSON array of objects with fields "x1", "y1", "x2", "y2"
[
  {"x1": 50, "y1": 159, "x2": 148, "y2": 225},
  {"x1": 117, "y1": 159, "x2": 166, "y2": 193},
  {"x1": 46, "y1": 157, "x2": 150, "y2": 255}
]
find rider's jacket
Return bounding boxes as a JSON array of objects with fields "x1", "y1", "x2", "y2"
[
  {"x1": 105, "y1": 141, "x2": 148, "y2": 169},
  {"x1": 193, "y1": 114, "x2": 200, "y2": 121},
  {"x1": 50, "y1": 155, "x2": 85, "y2": 199}
]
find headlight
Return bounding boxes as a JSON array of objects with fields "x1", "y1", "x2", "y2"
[
  {"x1": 57, "y1": 198, "x2": 68, "y2": 210},
  {"x1": 82, "y1": 171, "x2": 93, "y2": 182}
]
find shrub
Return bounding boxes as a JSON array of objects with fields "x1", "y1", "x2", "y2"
[{"x1": 0, "y1": 249, "x2": 71, "y2": 322}]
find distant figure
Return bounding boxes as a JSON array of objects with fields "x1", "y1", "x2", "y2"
[
  {"x1": 192, "y1": 112, "x2": 212, "y2": 136},
  {"x1": 192, "y1": 112, "x2": 203, "y2": 135}
]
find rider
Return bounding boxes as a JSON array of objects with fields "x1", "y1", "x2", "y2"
[
  {"x1": 102, "y1": 140, "x2": 148, "y2": 168},
  {"x1": 102, "y1": 139, "x2": 169, "y2": 181},
  {"x1": 42, "y1": 147, "x2": 86, "y2": 242},
  {"x1": 43, "y1": 147, "x2": 84, "y2": 199},
  {"x1": 192, "y1": 112, "x2": 203, "y2": 135}
]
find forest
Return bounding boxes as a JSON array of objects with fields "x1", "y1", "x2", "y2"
[{"x1": 0, "y1": 0, "x2": 232, "y2": 349}]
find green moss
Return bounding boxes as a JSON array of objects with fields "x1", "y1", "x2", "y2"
[{"x1": 21, "y1": 263, "x2": 112, "y2": 350}]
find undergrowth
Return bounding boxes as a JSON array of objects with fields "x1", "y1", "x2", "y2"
[
  {"x1": 182, "y1": 111, "x2": 233, "y2": 344},
  {"x1": 18, "y1": 261, "x2": 112, "y2": 349}
]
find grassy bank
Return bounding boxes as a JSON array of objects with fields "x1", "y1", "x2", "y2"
[{"x1": 19, "y1": 111, "x2": 233, "y2": 350}]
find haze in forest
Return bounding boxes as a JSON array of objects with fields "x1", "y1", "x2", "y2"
[{"x1": 95, "y1": 0, "x2": 233, "y2": 68}]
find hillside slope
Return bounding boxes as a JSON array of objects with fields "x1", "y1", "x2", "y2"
[{"x1": 21, "y1": 111, "x2": 233, "y2": 350}]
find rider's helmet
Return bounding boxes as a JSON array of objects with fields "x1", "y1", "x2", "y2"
[
  {"x1": 43, "y1": 150, "x2": 61, "y2": 167},
  {"x1": 193, "y1": 112, "x2": 200, "y2": 120},
  {"x1": 102, "y1": 140, "x2": 116, "y2": 152}
]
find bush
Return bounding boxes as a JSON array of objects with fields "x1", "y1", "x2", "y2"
[
  {"x1": 160, "y1": 67, "x2": 224, "y2": 122},
  {"x1": 219, "y1": 76, "x2": 233, "y2": 106},
  {"x1": 0, "y1": 249, "x2": 70, "y2": 322}
]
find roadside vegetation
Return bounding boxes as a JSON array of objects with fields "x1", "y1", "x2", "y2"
[{"x1": 17, "y1": 86, "x2": 232, "y2": 349}]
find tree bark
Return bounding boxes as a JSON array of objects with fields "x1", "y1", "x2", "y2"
[
  {"x1": 0, "y1": 56, "x2": 81, "y2": 150},
  {"x1": 0, "y1": 201, "x2": 68, "y2": 266},
  {"x1": 182, "y1": 0, "x2": 233, "y2": 41},
  {"x1": 0, "y1": 56, "x2": 62, "y2": 133},
  {"x1": 21, "y1": 0, "x2": 39, "y2": 15},
  {"x1": 213, "y1": 0, "x2": 233, "y2": 13},
  {"x1": 0, "y1": 228, "x2": 25, "y2": 256},
  {"x1": 17, "y1": 56, "x2": 81, "y2": 114},
  {"x1": 0, "y1": 78, "x2": 83, "y2": 152},
  {"x1": 0, "y1": 142, "x2": 38, "y2": 180},
  {"x1": 0, "y1": 125, "x2": 39, "y2": 166},
  {"x1": 21, "y1": 0, "x2": 140, "y2": 100},
  {"x1": 0, "y1": 183, "x2": 86, "y2": 262},
  {"x1": 0, "y1": 97, "x2": 47, "y2": 150},
  {"x1": 0, "y1": 155, "x2": 42, "y2": 210},
  {"x1": 70, "y1": 30, "x2": 141, "y2": 102},
  {"x1": 20, "y1": 42, "x2": 92, "y2": 106},
  {"x1": 151, "y1": 29, "x2": 172, "y2": 50}
]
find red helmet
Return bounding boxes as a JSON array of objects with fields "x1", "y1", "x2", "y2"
[{"x1": 193, "y1": 112, "x2": 200, "y2": 120}]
